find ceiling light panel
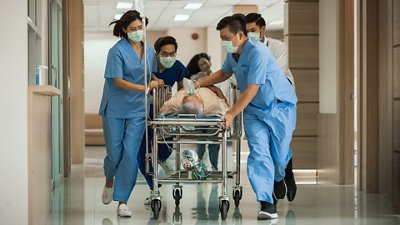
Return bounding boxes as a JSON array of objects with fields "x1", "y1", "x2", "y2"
[
  {"x1": 174, "y1": 14, "x2": 190, "y2": 21},
  {"x1": 116, "y1": 2, "x2": 133, "y2": 9},
  {"x1": 184, "y1": 3, "x2": 203, "y2": 10}
]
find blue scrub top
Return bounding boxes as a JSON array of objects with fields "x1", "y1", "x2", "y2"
[
  {"x1": 221, "y1": 38, "x2": 297, "y2": 111},
  {"x1": 99, "y1": 38, "x2": 158, "y2": 118},
  {"x1": 154, "y1": 60, "x2": 188, "y2": 86}
]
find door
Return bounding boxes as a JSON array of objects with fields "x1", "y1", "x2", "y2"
[{"x1": 49, "y1": 0, "x2": 64, "y2": 189}]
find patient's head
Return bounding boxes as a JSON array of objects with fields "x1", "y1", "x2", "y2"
[{"x1": 180, "y1": 95, "x2": 204, "y2": 116}]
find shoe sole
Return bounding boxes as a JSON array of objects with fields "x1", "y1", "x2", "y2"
[{"x1": 257, "y1": 211, "x2": 278, "y2": 220}]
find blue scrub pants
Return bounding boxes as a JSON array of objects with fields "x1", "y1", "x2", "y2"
[
  {"x1": 244, "y1": 102, "x2": 296, "y2": 204},
  {"x1": 197, "y1": 144, "x2": 220, "y2": 170},
  {"x1": 103, "y1": 116, "x2": 145, "y2": 202},
  {"x1": 138, "y1": 126, "x2": 173, "y2": 189}
]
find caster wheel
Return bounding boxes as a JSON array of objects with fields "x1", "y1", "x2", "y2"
[
  {"x1": 151, "y1": 199, "x2": 161, "y2": 219},
  {"x1": 219, "y1": 200, "x2": 229, "y2": 220},
  {"x1": 173, "y1": 188, "x2": 182, "y2": 206},
  {"x1": 233, "y1": 189, "x2": 242, "y2": 207}
]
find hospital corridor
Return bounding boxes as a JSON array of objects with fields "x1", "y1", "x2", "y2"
[
  {"x1": 1, "y1": 0, "x2": 400, "y2": 225},
  {"x1": 49, "y1": 146, "x2": 399, "y2": 225}
]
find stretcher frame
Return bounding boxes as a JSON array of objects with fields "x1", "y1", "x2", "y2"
[{"x1": 145, "y1": 85, "x2": 243, "y2": 220}]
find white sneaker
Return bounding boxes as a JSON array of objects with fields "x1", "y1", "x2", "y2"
[
  {"x1": 117, "y1": 204, "x2": 132, "y2": 217},
  {"x1": 102, "y1": 186, "x2": 113, "y2": 205},
  {"x1": 158, "y1": 160, "x2": 174, "y2": 176},
  {"x1": 144, "y1": 190, "x2": 153, "y2": 205}
]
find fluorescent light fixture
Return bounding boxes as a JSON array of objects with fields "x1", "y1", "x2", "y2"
[
  {"x1": 116, "y1": 2, "x2": 133, "y2": 9},
  {"x1": 268, "y1": 19, "x2": 284, "y2": 26},
  {"x1": 174, "y1": 14, "x2": 190, "y2": 21},
  {"x1": 184, "y1": 3, "x2": 203, "y2": 10},
  {"x1": 114, "y1": 14, "x2": 123, "y2": 20}
]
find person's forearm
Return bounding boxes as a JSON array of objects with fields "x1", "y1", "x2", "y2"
[
  {"x1": 198, "y1": 70, "x2": 230, "y2": 87},
  {"x1": 228, "y1": 85, "x2": 259, "y2": 117},
  {"x1": 114, "y1": 78, "x2": 146, "y2": 92}
]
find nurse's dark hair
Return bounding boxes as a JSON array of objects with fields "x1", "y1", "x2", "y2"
[
  {"x1": 216, "y1": 13, "x2": 247, "y2": 36},
  {"x1": 186, "y1": 53, "x2": 211, "y2": 77},
  {"x1": 109, "y1": 10, "x2": 148, "y2": 38},
  {"x1": 154, "y1": 36, "x2": 178, "y2": 53},
  {"x1": 245, "y1": 13, "x2": 266, "y2": 28}
]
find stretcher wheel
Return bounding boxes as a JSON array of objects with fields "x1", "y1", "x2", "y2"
[
  {"x1": 151, "y1": 199, "x2": 161, "y2": 219},
  {"x1": 233, "y1": 189, "x2": 242, "y2": 207},
  {"x1": 219, "y1": 200, "x2": 229, "y2": 220},
  {"x1": 173, "y1": 188, "x2": 182, "y2": 206}
]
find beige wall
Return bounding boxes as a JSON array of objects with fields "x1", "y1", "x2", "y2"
[
  {"x1": 70, "y1": 0, "x2": 85, "y2": 164},
  {"x1": 166, "y1": 27, "x2": 207, "y2": 66},
  {"x1": 0, "y1": 0, "x2": 29, "y2": 224},
  {"x1": 285, "y1": 0, "x2": 319, "y2": 170}
]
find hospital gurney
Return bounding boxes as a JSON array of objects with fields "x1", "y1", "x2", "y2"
[{"x1": 145, "y1": 85, "x2": 243, "y2": 220}]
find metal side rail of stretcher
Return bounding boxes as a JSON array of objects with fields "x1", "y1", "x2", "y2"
[{"x1": 145, "y1": 86, "x2": 243, "y2": 220}]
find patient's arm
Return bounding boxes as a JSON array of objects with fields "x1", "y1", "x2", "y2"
[{"x1": 206, "y1": 86, "x2": 229, "y2": 106}]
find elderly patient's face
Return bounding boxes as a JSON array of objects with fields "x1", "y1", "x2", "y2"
[{"x1": 181, "y1": 95, "x2": 204, "y2": 115}]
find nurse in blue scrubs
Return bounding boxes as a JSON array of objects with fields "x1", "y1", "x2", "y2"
[
  {"x1": 138, "y1": 35, "x2": 189, "y2": 205},
  {"x1": 98, "y1": 10, "x2": 162, "y2": 217},
  {"x1": 197, "y1": 14, "x2": 297, "y2": 220}
]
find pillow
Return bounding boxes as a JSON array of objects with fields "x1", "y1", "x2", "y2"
[{"x1": 159, "y1": 87, "x2": 229, "y2": 116}]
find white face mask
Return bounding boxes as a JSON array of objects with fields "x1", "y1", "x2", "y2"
[
  {"x1": 222, "y1": 34, "x2": 239, "y2": 53},
  {"x1": 127, "y1": 30, "x2": 143, "y2": 43},
  {"x1": 248, "y1": 32, "x2": 261, "y2": 42}
]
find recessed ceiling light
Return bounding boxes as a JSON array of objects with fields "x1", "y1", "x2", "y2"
[
  {"x1": 174, "y1": 14, "x2": 190, "y2": 21},
  {"x1": 116, "y1": 2, "x2": 133, "y2": 9},
  {"x1": 114, "y1": 14, "x2": 123, "y2": 20},
  {"x1": 184, "y1": 3, "x2": 203, "y2": 10}
]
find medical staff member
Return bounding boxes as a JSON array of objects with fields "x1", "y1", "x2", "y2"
[
  {"x1": 245, "y1": 13, "x2": 295, "y2": 88},
  {"x1": 99, "y1": 10, "x2": 161, "y2": 217},
  {"x1": 197, "y1": 14, "x2": 297, "y2": 220},
  {"x1": 138, "y1": 35, "x2": 189, "y2": 205},
  {"x1": 245, "y1": 13, "x2": 297, "y2": 202}
]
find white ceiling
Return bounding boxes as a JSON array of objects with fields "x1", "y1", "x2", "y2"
[{"x1": 84, "y1": 0, "x2": 284, "y2": 32}]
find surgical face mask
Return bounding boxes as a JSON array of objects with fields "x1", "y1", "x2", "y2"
[
  {"x1": 160, "y1": 56, "x2": 176, "y2": 68},
  {"x1": 222, "y1": 35, "x2": 238, "y2": 53},
  {"x1": 248, "y1": 32, "x2": 261, "y2": 42},
  {"x1": 127, "y1": 30, "x2": 143, "y2": 43}
]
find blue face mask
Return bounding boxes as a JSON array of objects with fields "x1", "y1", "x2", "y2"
[
  {"x1": 127, "y1": 30, "x2": 143, "y2": 43},
  {"x1": 222, "y1": 34, "x2": 238, "y2": 53}
]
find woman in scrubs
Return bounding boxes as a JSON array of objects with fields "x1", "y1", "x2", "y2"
[
  {"x1": 99, "y1": 10, "x2": 161, "y2": 217},
  {"x1": 197, "y1": 14, "x2": 297, "y2": 220}
]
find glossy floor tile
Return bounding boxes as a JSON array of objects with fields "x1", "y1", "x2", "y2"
[{"x1": 48, "y1": 147, "x2": 400, "y2": 225}]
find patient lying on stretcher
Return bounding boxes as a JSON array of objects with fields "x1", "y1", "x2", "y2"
[{"x1": 159, "y1": 87, "x2": 229, "y2": 116}]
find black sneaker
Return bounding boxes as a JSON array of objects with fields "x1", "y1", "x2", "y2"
[
  {"x1": 273, "y1": 179, "x2": 287, "y2": 200},
  {"x1": 257, "y1": 201, "x2": 278, "y2": 220},
  {"x1": 285, "y1": 175, "x2": 297, "y2": 201},
  {"x1": 284, "y1": 158, "x2": 297, "y2": 202}
]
